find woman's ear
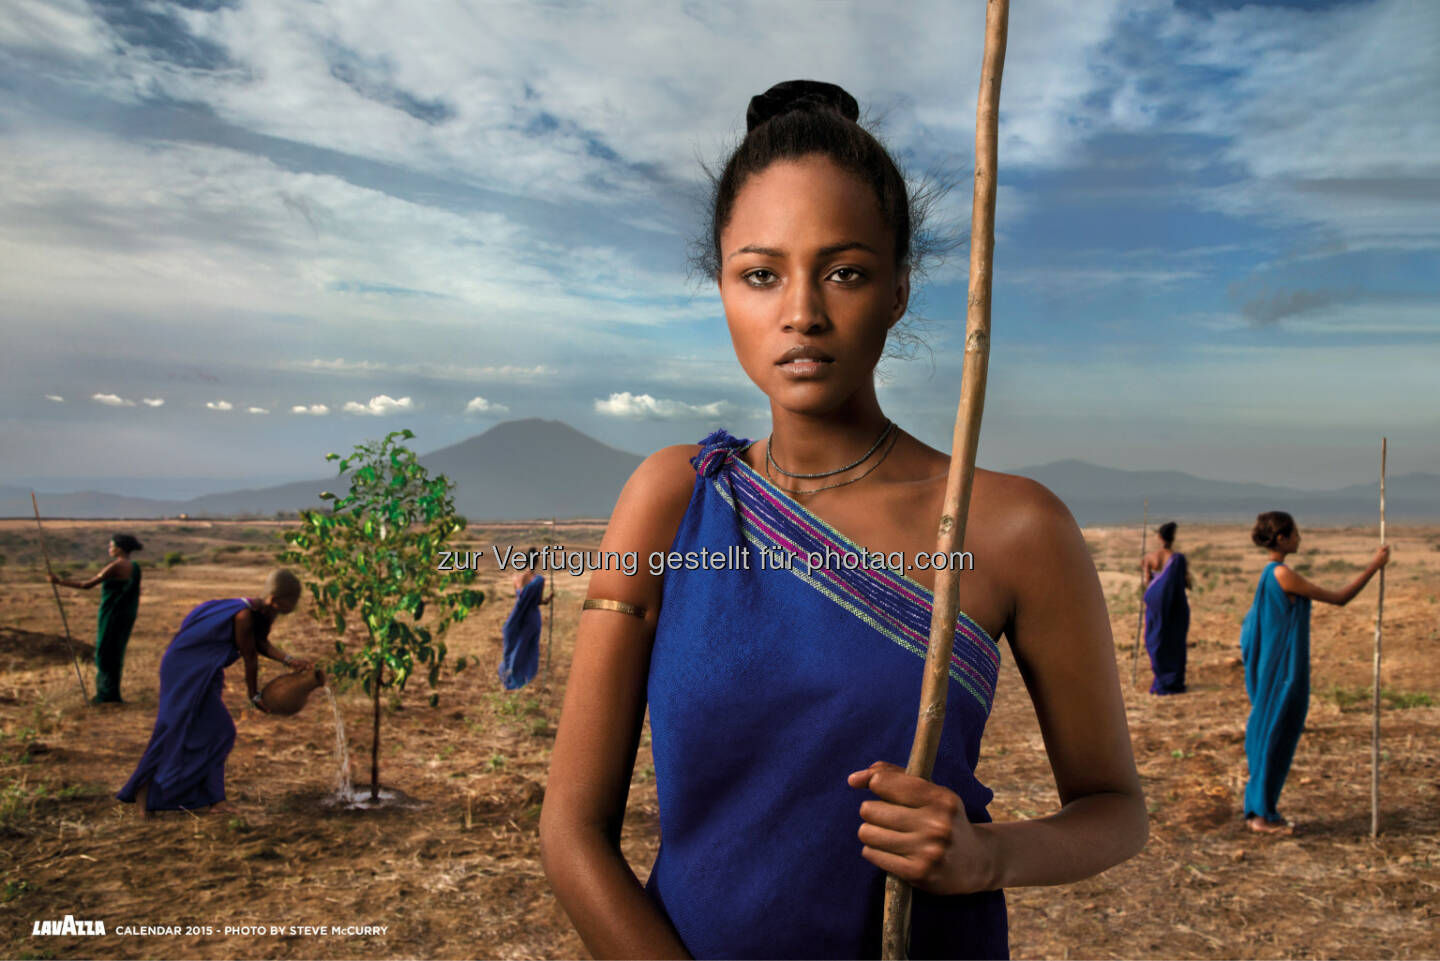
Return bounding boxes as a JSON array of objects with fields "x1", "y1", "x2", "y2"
[{"x1": 888, "y1": 267, "x2": 911, "y2": 328}]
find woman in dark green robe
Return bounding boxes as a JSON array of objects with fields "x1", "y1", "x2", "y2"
[{"x1": 50, "y1": 533, "x2": 143, "y2": 703}]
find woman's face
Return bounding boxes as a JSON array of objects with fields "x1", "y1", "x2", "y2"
[
  {"x1": 718, "y1": 155, "x2": 909, "y2": 416},
  {"x1": 108, "y1": 540, "x2": 119, "y2": 557},
  {"x1": 1279, "y1": 527, "x2": 1301, "y2": 553}
]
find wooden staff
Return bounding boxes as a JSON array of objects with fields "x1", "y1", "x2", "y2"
[
  {"x1": 31, "y1": 492, "x2": 91, "y2": 703},
  {"x1": 881, "y1": 1, "x2": 1009, "y2": 955},
  {"x1": 1130, "y1": 498, "x2": 1148, "y2": 686},
  {"x1": 1370, "y1": 437, "x2": 1386, "y2": 837},
  {"x1": 546, "y1": 516, "x2": 556, "y2": 691}
]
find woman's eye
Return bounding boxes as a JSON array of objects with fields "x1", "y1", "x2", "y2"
[
  {"x1": 828, "y1": 267, "x2": 864, "y2": 283},
  {"x1": 743, "y1": 269, "x2": 777, "y2": 287}
]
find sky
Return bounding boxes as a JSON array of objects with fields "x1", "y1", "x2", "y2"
[{"x1": 2, "y1": 0, "x2": 1436, "y2": 496}]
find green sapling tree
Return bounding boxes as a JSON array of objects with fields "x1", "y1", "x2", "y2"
[{"x1": 280, "y1": 429, "x2": 484, "y2": 801}]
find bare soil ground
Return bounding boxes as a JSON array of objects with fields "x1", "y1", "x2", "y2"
[{"x1": 0, "y1": 519, "x2": 1436, "y2": 959}]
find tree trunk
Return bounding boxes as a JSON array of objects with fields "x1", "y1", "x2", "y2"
[{"x1": 370, "y1": 661, "x2": 382, "y2": 801}]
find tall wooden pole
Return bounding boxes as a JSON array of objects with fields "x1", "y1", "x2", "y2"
[
  {"x1": 31, "y1": 493, "x2": 90, "y2": 704},
  {"x1": 1130, "y1": 498, "x2": 1148, "y2": 687},
  {"x1": 546, "y1": 516, "x2": 556, "y2": 691},
  {"x1": 1370, "y1": 437, "x2": 1386, "y2": 837},
  {"x1": 881, "y1": 1, "x2": 1009, "y2": 955}
]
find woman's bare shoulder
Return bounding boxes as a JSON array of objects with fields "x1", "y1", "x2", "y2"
[
  {"x1": 972, "y1": 467, "x2": 1079, "y2": 549},
  {"x1": 605, "y1": 445, "x2": 702, "y2": 551}
]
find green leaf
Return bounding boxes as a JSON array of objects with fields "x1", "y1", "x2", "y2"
[{"x1": 334, "y1": 613, "x2": 345, "y2": 636}]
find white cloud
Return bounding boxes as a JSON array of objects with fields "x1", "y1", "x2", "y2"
[
  {"x1": 303, "y1": 358, "x2": 386, "y2": 372},
  {"x1": 1140, "y1": 1, "x2": 1440, "y2": 251},
  {"x1": 594, "y1": 391, "x2": 727, "y2": 420},
  {"x1": 291, "y1": 404, "x2": 331, "y2": 415},
  {"x1": 342, "y1": 394, "x2": 413, "y2": 416},
  {"x1": 247, "y1": 406, "x2": 269, "y2": 414},
  {"x1": 44, "y1": 394, "x2": 63, "y2": 403},
  {"x1": 464, "y1": 396, "x2": 509, "y2": 415},
  {"x1": 205, "y1": 400, "x2": 234, "y2": 411},
  {"x1": 92, "y1": 393, "x2": 134, "y2": 407},
  {"x1": 141, "y1": 397, "x2": 165, "y2": 407},
  {"x1": 474, "y1": 365, "x2": 553, "y2": 380}
]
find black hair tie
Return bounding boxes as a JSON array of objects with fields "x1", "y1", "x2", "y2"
[{"x1": 746, "y1": 79, "x2": 859, "y2": 132}]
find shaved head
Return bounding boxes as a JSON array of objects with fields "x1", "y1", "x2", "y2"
[{"x1": 266, "y1": 568, "x2": 302, "y2": 602}]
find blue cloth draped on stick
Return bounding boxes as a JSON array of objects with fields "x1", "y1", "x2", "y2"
[
  {"x1": 645, "y1": 430, "x2": 1008, "y2": 960},
  {"x1": 117, "y1": 598, "x2": 260, "y2": 811},
  {"x1": 498, "y1": 575, "x2": 544, "y2": 690},
  {"x1": 1240, "y1": 562, "x2": 1311, "y2": 823},
  {"x1": 1144, "y1": 553, "x2": 1189, "y2": 694}
]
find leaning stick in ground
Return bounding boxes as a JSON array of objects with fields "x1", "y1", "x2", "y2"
[
  {"x1": 31, "y1": 492, "x2": 91, "y2": 704},
  {"x1": 547, "y1": 516, "x2": 556, "y2": 690},
  {"x1": 1370, "y1": 437, "x2": 1386, "y2": 837},
  {"x1": 880, "y1": 0, "x2": 1009, "y2": 955},
  {"x1": 1130, "y1": 497, "x2": 1148, "y2": 686}
]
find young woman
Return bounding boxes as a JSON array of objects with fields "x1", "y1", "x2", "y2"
[
  {"x1": 1241, "y1": 511, "x2": 1388, "y2": 835},
  {"x1": 1141, "y1": 521, "x2": 1192, "y2": 695},
  {"x1": 539, "y1": 80, "x2": 1147, "y2": 959},
  {"x1": 116, "y1": 569, "x2": 312, "y2": 816},
  {"x1": 49, "y1": 533, "x2": 143, "y2": 704}
]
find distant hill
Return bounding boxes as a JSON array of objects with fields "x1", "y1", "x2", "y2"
[
  {"x1": 5, "y1": 419, "x2": 643, "y2": 521},
  {"x1": 1012, "y1": 460, "x2": 1440, "y2": 526},
  {"x1": 4, "y1": 421, "x2": 1437, "y2": 525}
]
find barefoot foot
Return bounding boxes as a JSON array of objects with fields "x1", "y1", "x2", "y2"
[{"x1": 1246, "y1": 816, "x2": 1295, "y2": 836}]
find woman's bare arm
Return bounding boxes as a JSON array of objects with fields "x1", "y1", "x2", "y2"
[
  {"x1": 539, "y1": 446, "x2": 697, "y2": 959},
  {"x1": 50, "y1": 559, "x2": 126, "y2": 590},
  {"x1": 233, "y1": 609, "x2": 265, "y2": 710},
  {"x1": 1273, "y1": 546, "x2": 1389, "y2": 606},
  {"x1": 851, "y1": 480, "x2": 1147, "y2": 893}
]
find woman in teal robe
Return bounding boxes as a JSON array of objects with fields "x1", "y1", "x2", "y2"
[
  {"x1": 1241, "y1": 511, "x2": 1388, "y2": 834},
  {"x1": 50, "y1": 533, "x2": 143, "y2": 703}
]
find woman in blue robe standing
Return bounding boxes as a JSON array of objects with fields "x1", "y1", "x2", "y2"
[
  {"x1": 1241, "y1": 511, "x2": 1388, "y2": 835},
  {"x1": 499, "y1": 546, "x2": 551, "y2": 690},
  {"x1": 540, "y1": 80, "x2": 1149, "y2": 959},
  {"x1": 117, "y1": 569, "x2": 312, "y2": 816},
  {"x1": 1142, "y1": 521, "x2": 1192, "y2": 695}
]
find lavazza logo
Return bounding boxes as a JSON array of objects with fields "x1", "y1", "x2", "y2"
[{"x1": 32, "y1": 915, "x2": 106, "y2": 936}]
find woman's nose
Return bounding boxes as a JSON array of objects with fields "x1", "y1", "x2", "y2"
[{"x1": 782, "y1": 276, "x2": 829, "y2": 334}]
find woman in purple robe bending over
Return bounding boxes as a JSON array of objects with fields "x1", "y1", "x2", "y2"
[
  {"x1": 117, "y1": 569, "x2": 312, "y2": 816},
  {"x1": 1142, "y1": 521, "x2": 1193, "y2": 695},
  {"x1": 539, "y1": 80, "x2": 1148, "y2": 959}
]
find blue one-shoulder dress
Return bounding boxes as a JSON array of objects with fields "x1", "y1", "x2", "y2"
[
  {"x1": 645, "y1": 431, "x2": 1008, "y2": 959},
  {"x1": 1239, "y1": 562, "x2": 1311, "y2": 823},
  {"x1": 499, "y1": 575, "x2": 545, "y2": 690},
  {"x1": 1143, "y1": 552, "x2": 1189, "y2": 695},
  {"x1": 117, "y1": 598, "x2": 264, "y2": 811}
]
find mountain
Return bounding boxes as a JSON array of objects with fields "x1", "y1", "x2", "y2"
[
  {"x1": 1012, "y1": 460, "x2": 1440, "y2": 525},
  {"x1": 5, "y1": 419, "x2": 644, "y2": 521},
  {"x1": 5, "y1": 421, "x2": 1437, "y2": 524},
  {"x1": 419, "y1": 418, "x2": 642, "y2": 520}
]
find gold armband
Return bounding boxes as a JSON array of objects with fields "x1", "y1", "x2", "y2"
[{"x1": 582, "y1": 598, "x2": 647, "y2": 618}]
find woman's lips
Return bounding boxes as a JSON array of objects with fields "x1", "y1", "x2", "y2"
[{"x1": 776, "y1": 346, "x2": 835, "y2": 379}]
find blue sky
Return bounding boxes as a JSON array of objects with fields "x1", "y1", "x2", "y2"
[{"x1": 2, "y1": 0, "x2": 1436, "y2": 495}]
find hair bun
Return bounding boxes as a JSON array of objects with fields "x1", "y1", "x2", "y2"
[{"x1": 746, "y1": 79, "x2": 859, "y2": 132}]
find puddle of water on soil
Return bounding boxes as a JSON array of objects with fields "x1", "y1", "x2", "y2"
[{"x1": 324, "y1": 785, "x2": 422, "y2": 810}]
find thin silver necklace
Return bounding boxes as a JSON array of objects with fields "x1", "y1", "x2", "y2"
[
  {"x1": 764, "y1": 428, "x2": 899, "y2": 495},
  {"x1": 766, "y1": 419, "x2": 895, "y2": 479}
]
